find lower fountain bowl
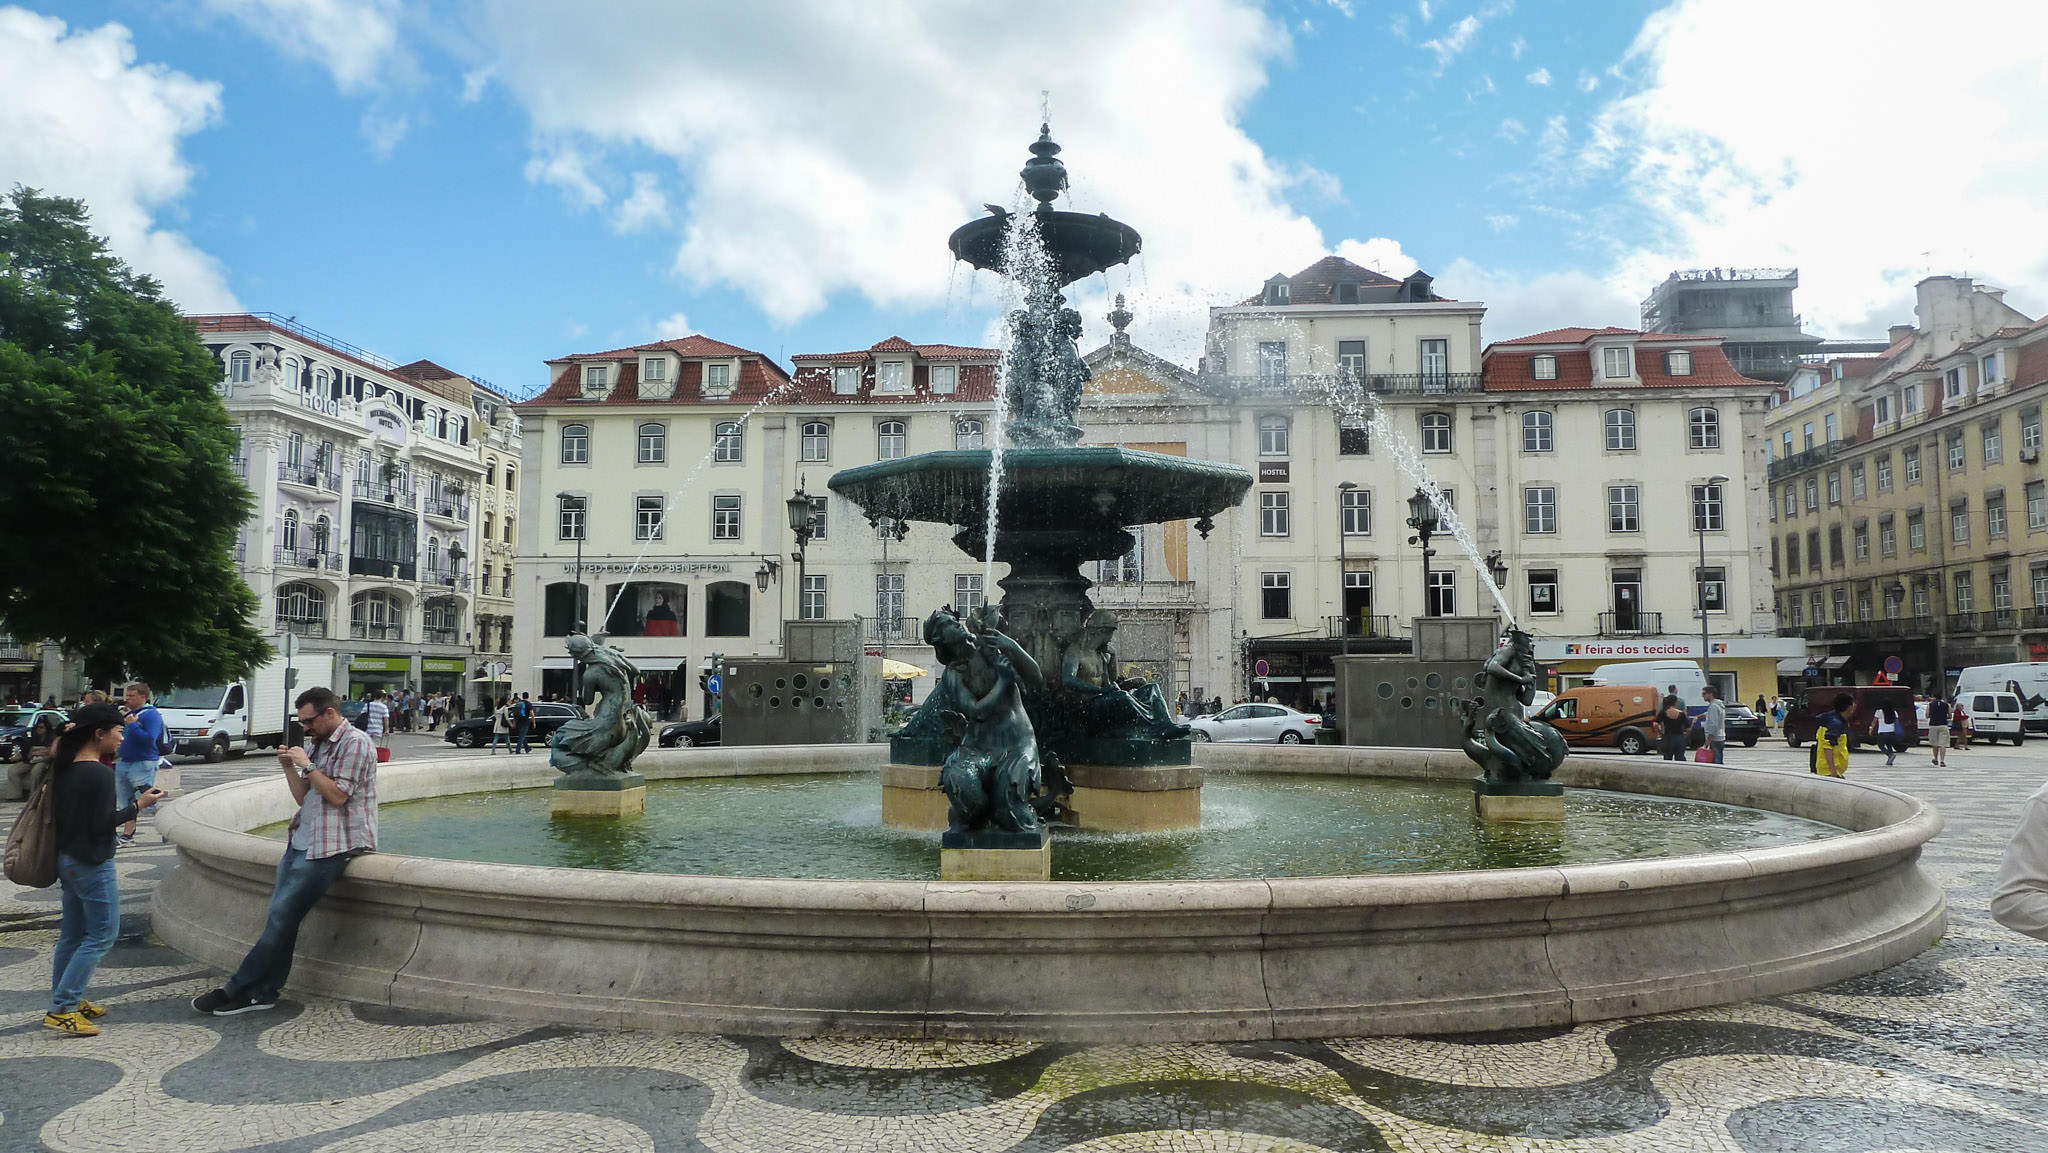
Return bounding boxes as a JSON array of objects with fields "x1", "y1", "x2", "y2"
[{"x1": 152, "y1": 745, "x2": 1945, "y2": 1042}]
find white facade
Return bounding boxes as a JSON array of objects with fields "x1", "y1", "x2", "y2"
[{"x1": 192, "y1": 314, "x2": 514, "y2": 704}]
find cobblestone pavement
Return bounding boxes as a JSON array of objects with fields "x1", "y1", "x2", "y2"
[{"x1": 2, "y1": 739, "x2": 2044, "y2": 1151}]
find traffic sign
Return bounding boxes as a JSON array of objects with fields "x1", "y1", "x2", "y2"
[
  {"x1": 1884, "y1": 655, "x2": 1903, "y2": 676},
  {"x1": 1253, "y1": 659, "x2": 1271, "y2": 678},
  {"x1": 279, "y1": 632, "x2": 299, "y2": 660},
  {"x1": 706, "y1": 674, "x2": 723, "y2": 695}
]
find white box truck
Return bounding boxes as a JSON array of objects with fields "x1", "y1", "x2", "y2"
[
  {"x1": 1586, "y1": 660, "x2": 1707, "y2": 708},
  {"x1": 156, "y1": 651, "x2": 335, "y2": 761}
]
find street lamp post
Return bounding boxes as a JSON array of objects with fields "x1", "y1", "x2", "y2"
[
  {"x1": 1405, "y1": 489, "x2": 1441, "y2": 619},
  {"x1": 557, "y1": 491, "x2": 585, "y2": 704},
  {"x1": 1697, "y1": 473, "x2": 1730, "y2": 692},
  {"x1": 1338, "y1": 482, "x2": 1358, "y2": 655},
  {"x1": 1485, "y1": 551, "x2": 1508, "y2": 617},
  {"x1": 785, "y1": 480, "x2": 816, "y2": 624}
]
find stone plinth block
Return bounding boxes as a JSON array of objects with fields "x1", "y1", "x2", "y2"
[
  {"x1": 1473, "y1": 777, "x2": 1565, "y2": 823},
  {"x1": 1066, "y1": 761, "x2": 1203, "y2": 832},
  {"x1": 940, "y1": 826, "x2": 1051, "y2": 881},
  {"x1": 551, "y1": 772, "x2": 647, "y2": 818},
  {"x1": 881, "y1": 763, "x2": 948, "y2": 830}
]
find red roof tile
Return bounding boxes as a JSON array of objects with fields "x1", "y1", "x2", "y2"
[
  {"x1": 548, "y1": 333, "x2": 761, "y2": 364},
  {"x1": 519, "y1": 339, "x2": 794, "y2": 409},
  {"x1": 1482, "y1": 340, "x2": 1769, "y2": 391},
  {"x1": 1487, "y1": 326, "x2": 1692, "y2": 347},
  {"x1": 392, "y1": 359, "x2": 466, "y2": 381},
  {"x1": 790, "y1": 336, "x2": 1000, "y2": 364}
]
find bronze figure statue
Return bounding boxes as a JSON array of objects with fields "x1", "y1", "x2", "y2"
[
  {"x1": 550, "y1": 633, "x2": 653, "y2": 779},
  {"x1": 925, "y1": 605, "x2": 1045, "y2": 835},
  {"x1": 1461, "y1": 627, "x2": 1568, "y2": 785}
]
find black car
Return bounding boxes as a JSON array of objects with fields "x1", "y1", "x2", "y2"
[
  {"x1": 0, "y1": 706, "x2": 66, "y2": 763},
  {"x1": 659, "y1": 715, "x2": 721, "y2": 748},
  {"x1": 442, "y1": 702, "x2": 584, "y2": 748},
  {"x1": 1724, "y1": 705, "x2": 1765, "y2": 747}
]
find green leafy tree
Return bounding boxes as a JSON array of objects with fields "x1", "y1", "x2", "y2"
[{"x1": 0, "y1": 187, "x2": 267, "y2": 686}]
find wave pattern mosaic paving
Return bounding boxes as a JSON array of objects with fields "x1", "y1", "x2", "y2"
[{"x1": 4, "y1": 757, "x2": 2044, "y2": 1151}]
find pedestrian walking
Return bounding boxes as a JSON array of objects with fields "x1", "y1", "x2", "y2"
[
  {"x1": 1926, "y1": 695, "x2": 1952, "y2": 766},
  {"x1": 1873, "y1": 703, "x2": 1903, "y2": 766},
  {"x1": 1954, "y1": 699, "x2": 1973, "y2": 750},
  {"x1": 364, "y1": 690, "x2": 390, "y2": 751},
  {"x1": 114, "y1": 683, "x2": 165, "y2": 848},
  {"x1": 1700, "y1": 687, "x2": 1727, "y2": 765},
  {"x1": 513, "y1": 692, "x2": 534, "y2": 754},
  {"x1": 1992, "y1": 776, "x2": 2048, "y2": 942},
  {"x1": 46, "y1": 702, "x2": 165, "y2": 1036},
  {"x1": 192, "y1": 687, "x2": 377, "y2": 1016},
  {"x1": 1657, "y1": 690, "x2": 1689, "y2": 761},
  {"x1": 1814, "y1": 693, "x2": 1854, "y2": 777},
  {"x1": 490, "y1": 698, "x2": 514, "y2": 754}
]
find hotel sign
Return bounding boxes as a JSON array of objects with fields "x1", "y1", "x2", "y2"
[{"x1": 563, "y1": 561, "x2": 734, "y2": 575}]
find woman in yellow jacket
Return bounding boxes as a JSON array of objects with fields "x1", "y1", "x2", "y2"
[{"x1": 1813, "y1": 692, "x2": 1855, "y2": 778}]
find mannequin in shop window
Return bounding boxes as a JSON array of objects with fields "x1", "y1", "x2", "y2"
[{"x1": 643, "y1": 592, "x2": 680, "y2": 637}]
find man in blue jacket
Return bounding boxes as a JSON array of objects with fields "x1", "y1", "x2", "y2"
[{"x1": 117, "y1": 682, "x2": 166, "y2": 846}]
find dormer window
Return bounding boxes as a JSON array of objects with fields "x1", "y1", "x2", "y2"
[
  {"x1": 877, "y1": 361, "x2": 909, "y2": 392},
  {"x1": 1666, "y1": 350, "x2": 1693, "y2": 376},
  {"x1": 1602, "y1": 347, "x2": 1632, "y2": 379},
  {"x1": 704, "y1": 362, "x2": 732, "y2": 395},
  {"x1": 930, "y1": 365, "x2": 957, "y2": 394},
  {"x1": 1531, "y1": 355, "x2": 1558, "y2": 381},
  {"x1": 1335, "y1": 282, "x2": 1360, "y2": 305},
  {"x1": 1264, "y1": 280, "x2": 1291, "y2": 305},
  {"x1": 582, "y1": 364, "x2": 610, "y2": 394},
  {"x1": 642, "y1": 357, "x2": 666, "y2": 382},
  {"x1": 833, "y1": 366, "x2": 860, "y2": 394}
]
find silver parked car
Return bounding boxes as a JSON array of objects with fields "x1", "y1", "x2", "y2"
[{"x1": 1188, "y1": 703, "x2": 1321, "y2": 744}]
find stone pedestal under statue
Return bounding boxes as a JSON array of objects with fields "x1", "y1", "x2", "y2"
[
  {"x1": 1472, "y1": 778, "x2": 1564, "y2": 822},
  {"x1": 884, "y1": 738, "x2": 1201, "y2": 834},
  {"x1": 940, "y1": 827, "x2": 1051, "y2": 881},
  {"x1": 551, "y1": 771, "x2": 647, "y2": 818}
]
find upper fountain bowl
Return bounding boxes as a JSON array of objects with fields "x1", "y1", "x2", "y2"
[
  {"x1": 948, "y1": 209, "x2": 1143, "y2": 288},
  {"x1": 829, "y1": 445, "x2": 1250, "y2": 555}
]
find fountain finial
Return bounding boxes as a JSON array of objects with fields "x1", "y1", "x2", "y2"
[
  {"x1": 1021, "y1": 123, "x2": 1067, "y2": 211},
  {"x1": 1107, "y1": 292, "x2": 1133, "y2": 335}
]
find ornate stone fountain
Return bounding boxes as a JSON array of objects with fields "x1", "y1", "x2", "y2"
[{"x1": 829, "y1": 127, "x2": 1252, "y2": 858}]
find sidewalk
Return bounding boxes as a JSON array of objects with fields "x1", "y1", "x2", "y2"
[{"x1": 1, "y1": 745, "x2": 2043, "y2": 1150}]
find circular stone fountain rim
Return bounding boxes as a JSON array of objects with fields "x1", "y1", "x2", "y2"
[{"x1": 154, "y1": 748, "x2": 1942, "y2": 906}]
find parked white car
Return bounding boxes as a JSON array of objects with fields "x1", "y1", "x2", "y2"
[
  {"x1": 1961, "y1": 691, "x2": 2028, "y2": 744},
  {"x1": 1188, "y1": 703, "x2": 1321, "y2": 744}
]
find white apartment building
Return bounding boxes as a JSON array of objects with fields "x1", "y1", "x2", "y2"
[
  {"x1": 191, "y1": 314, "x2": 514, "y2": 703},
  {"x1": 512, "y1": 334, "x2": 1001, "y2": 714}
]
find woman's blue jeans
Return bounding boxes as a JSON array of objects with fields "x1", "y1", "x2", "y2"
[{"x1": 51, "y1": 852, "x2": 119, "y2": 1014}]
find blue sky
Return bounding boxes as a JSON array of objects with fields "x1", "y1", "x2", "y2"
[{"x1": 6, "y1": 1, "x2": 2044, "y2": 395}]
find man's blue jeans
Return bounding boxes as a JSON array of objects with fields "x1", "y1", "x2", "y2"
[
  {"x1": 514, "y1": 723, "x2": 531, "y2": 754},
  {"x1": 1710, "y1": 739, "x2": 1726, "y2": 764},
  {"x1": 50, "y1": 852, "x2": 119, "y2": 1014},
  {"x1": 224, "y1": 846, "x2": 353, "y2": 1001}
]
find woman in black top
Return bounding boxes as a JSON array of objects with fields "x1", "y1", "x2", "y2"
[
  {"x1": 45, "y1": 703, "x2": 163, "y2": 1037},
  {"x1": 1658, "y1": 692, "x2": 1691, "y2": 761}
]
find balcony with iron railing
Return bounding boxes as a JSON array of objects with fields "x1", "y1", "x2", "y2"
[
  {"x1": 1203, "y1": 371, "x2": 1484, "y2": 401},
  {"x1": 863, "y1": 616, "x2": 916, "y2": 644},
  {"x1": 0, "y1": 634, "x2": 30, "y2": 661},
  {"x1": 2024, "y1": 607, "x2": 2048, "y2": 630},
  {"x1": 277, "y1": 460, "x2": 341, "y2": 492},
  {"x1": 352, "y1": 478, "x2": 416, "y2": 508},
  {"x1": 275, "y1": 545, "x2": 343, "y2": 572},
  {"x1": 349, "y1": 555, "x2": 417, "y2": 581},
  {"x1": 422, "y1": 626, "x2": 462, "y2": 646},
  {"x1": 1949, "y1": 609, "x2": 2020, "y2": 634},
  {"x1": 1597, "y1": 611, "x2": 1664, "y2": 637},
  {"x1": 1091, "y1": 580, "x2": 1200, "y2": 607},
  {"x1": 422, "y1": 567, "x2": 469, "y2": 590},
  {"x1": 277, "y1": 615, "x2": 327, "y2": 639},
  {"x1": 1768, "y1": 436, "x2": 1859, "y2": 480},
  {"x1": 350, "y1": 622, "x2": 404, "y2": 642},
  {"x1": 1322, "y1": 614, "x2": 1399, "y2": 640},
  {"x1": 423, "y1": 494, "x2": 471, "y2": 523}
]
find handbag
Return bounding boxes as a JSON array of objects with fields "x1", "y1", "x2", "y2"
[
  {"x1": 3, "y1": 764, "x2": 58, "y2": 888},
  {"x1": 1694, "y1": 747, "x2": 1715, "y2": 763}
]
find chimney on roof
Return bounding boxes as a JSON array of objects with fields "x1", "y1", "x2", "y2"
[{"x1": 1888, "y1": 323, "x2": 1917, "y2": 347}]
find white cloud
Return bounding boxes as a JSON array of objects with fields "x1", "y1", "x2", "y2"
[
  {"x1": 1335, "y1": 237, "x2": 1421, "y2": 278},
  {"x1": 474, "y1": 0, "x2": 1346, "y2": 365},
  {"x1": 1319, "y1": 0, "x2": 1356, "y2": 16},
  {"x1": 198, "y1": 0, "x2": 401, "y2": 94},
  {"x1": 1498, "y1": 117, "x2": 1525, "y2": 142},
  {"x1": 1484, "y1": 214, "x2": 1519, "y2": 232},
  {"x1": 460, "y1": 66, "x2": 492, "y2": 103},
  {"x1": 1417, "y1": 0, "x2": 1434, "y2": 22},
  {"x1": 1525, "y1": 67, "x2": 1551, "y2": 86},
  {"x1": 611, "y1": 172, "x2": 670, "y2": 234},
  {"x1": 1584, "y1": 0, "x2": 2048, "y2": 335},
  {"x1": 1510, "y1": 36, "x2": 1525, "y2": 59},
  {"x1": 652, "y1": 312, "x2": 692, "y2": 340},
  {"x1": 1443, "y1": 258, "x2": 1640, "y2": 340},
  {"x1": 0, "y1": 8, "x2": 236, "y2": 311},
  {"x1": 1420, "y1": 14, "x2": 1480, "y2": 72},
  {"x1": 1576, "y1": 70, "x2": 1599, "y2": 92}
]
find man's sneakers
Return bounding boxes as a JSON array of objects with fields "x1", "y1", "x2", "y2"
[
  {"x1": 43, "y1": 1011, "x2": 100, "y2": 1037},
  {"x1": 115, "y1": 834, "x2": 136, "y2": 848},
  {"x1": 192, "y1": 988, "x2": 277, "y2": 1016}
]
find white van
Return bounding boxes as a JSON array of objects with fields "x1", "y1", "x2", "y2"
[
  {"x1": 1954, "y1": 663, "x2": 2048, "y2": 733},
  {"x1": 1586, "y1": 661, "x2": 1707, "y2": 709},
  {"x1": 1960, "y1": 690, "x2": 2027, "y2": 745}
]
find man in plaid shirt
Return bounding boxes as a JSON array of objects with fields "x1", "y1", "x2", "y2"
[{"x1": 193, "y1": 686, "x2": 378, "y2": 1016}]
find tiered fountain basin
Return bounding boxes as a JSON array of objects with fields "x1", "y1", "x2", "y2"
[{"x1": 151, "y1": 747, "x2": 1944, "y2": 1042}]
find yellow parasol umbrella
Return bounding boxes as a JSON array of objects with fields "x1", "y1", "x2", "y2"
[{"x1": 880, "y1": 659, "x2": 929, "y2": 680}]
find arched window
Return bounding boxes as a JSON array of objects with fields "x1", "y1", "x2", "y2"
[
  {"x1": 705, "y1": 580, "x2": 750, "y2": 637},
  {"x1": 560, "y1": 423, "x2": 590, "y2": 464},
  {"x1": 314, "y1": 368, "x2": 329, "y2": 394},
  {"x1": 1258, "y1": 414, "x2": 1290, "y2": 457},
  {"x1": 1688, "y1": 406, "x2": 1721, "y2": 449},
  {"x1": 1521, "y1": 410, "x2": 1554, "y2": 452},
  {"x1": 275, "y1": 582, "x2": 327, "y2": 637},
  {"x1": 281, "y1": 509, "x2": 300, "y2": 552},
  {"x1": 284, "y1": 357, "x2": 301, "y2": 387},
  {"x1": 486, "y1": 462, "x2": 497, "y2": 487},
  {"x1": 350, "y1": 591, "x2": 405, "y2": 641},
  {"x1": 638, "y1": 422, "x2": 667, "y2": 464},
  {"x1": 1420, "y1": 412, "x2": 1453, "y2": 454},
  {"x1": 228, "y1": 350, "x2": 252, "y2": 383},
  {"x1": 355, "y1": 455, "x2": 371, "y2": 487},
  {"x1": 426, "y1": 537, "x2": 441, "y2": 575},
  {"x1": 877, "y1": 420, "x2": 907, "y2": 460},
  {"x1": 713, "y1": 421, "x2": 742, "y2": 463},
  {"x1": 284, "y1": 430, "x2": 304, "y2": 468},
  {"x1": 1604, "y1": 408, "x2": 1637, "y2": 451},
  {"x1": 954, "y1": 419, "x2": 984, "y2": 450},
  {"x1": 801, "y1": 421, "x2": 830, "y2": 462}
]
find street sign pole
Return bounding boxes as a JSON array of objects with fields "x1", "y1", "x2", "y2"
[{"x1": 279, "y1": 631, "x2": 300, "y2": 748}]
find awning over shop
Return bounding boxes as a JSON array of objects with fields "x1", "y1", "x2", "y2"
[
  {"x1": 534, "y1": 656, "x2": 573, "y2": 671},
  {"x1": 1781, "y1": 655, "x2": 1852, "y2": 674},
  {"x1": 1777, "y1": 658, "x2": 1808, "y2": 675}
]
